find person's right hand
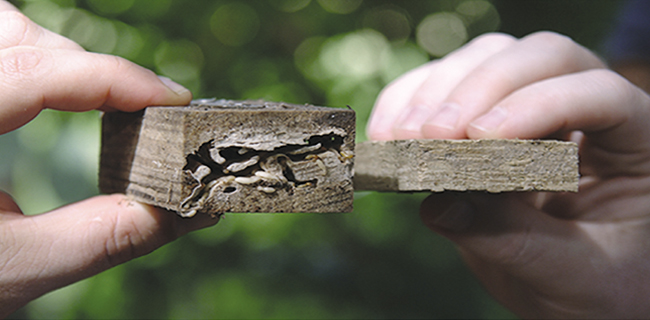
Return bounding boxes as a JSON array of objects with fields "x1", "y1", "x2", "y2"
[
  {"x1": 0, "y1": 2, "x2": 217, "y2": 317},
  {"x1": 0, "y1": 0, "x2": 191, "y2": 134},
  {"x1": 368, "y1": 32, "x2": 650, "y2": 318}
]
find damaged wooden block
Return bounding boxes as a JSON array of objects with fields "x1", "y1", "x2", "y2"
[
  {"x1": 99, "y1": 99, "x2": 355, "y2": 217},
  {"x1": 353, "y1": 139, "x2": 579, "y2": 193}
]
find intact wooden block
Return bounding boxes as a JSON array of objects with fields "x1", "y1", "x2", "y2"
[
  {"x1": 99, "y1": 99, "x2": 355, "y2": 217},
  {"x1": 353, "y1": 139, "x2": 578, "y2": 193}
]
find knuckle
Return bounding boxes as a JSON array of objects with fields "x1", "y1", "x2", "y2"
[
  {"x1": 469, "y1": 61, "x2": 514, "y2": 88},
  {"x1": 94, "y1": 53, "x2": 155, "y2": 81},
  {"x1": 523, "y1": 32, "x2": 595, "y2": 60},
  {"x1": 106, "y1": 54, "x2": 134, "y2": 72},
  {"x1": 90, "y1": 53, "x2": 123, "y2": 73},
  {"x1": 590, "y1": 68, "x2": 624, "y2": 83},
  {"x1": 101, "y1": 212, "x2": 142, "y2": 267},
  {"x1": 588, "y1": 69, "x2": 628, "y2": 91},
  {"x1": 589, "y1": 68, "x2": 645, "y2": 102},
  {"x1": 524, "y1": 31, "x2": 574, "y2": 48},
  {"x1": 0, "y1": 47, "x2": 45, "y2": 82},
  {"x1": 0, "y1": 11, "x2": 33, "y2": 48},
  {"x1": 469, "y1": 32, "x2": 517, "y2": 49},
  {"x1": 522, "y1": 31, "x2": 605, "y2": 70},
  {"x1": 98, "y1": 195, "x2": 175, "y2": 267},
  {"x1": 523, "y1": 31, "x2": 582, "y2": 58},
  {"x1": 600, "y1": 67, "x2": 631, "y2": 82}
]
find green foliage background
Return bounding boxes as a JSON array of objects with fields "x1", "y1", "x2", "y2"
[{"x1": 2, "y1": 0, "x2": 619, "y2": 318}]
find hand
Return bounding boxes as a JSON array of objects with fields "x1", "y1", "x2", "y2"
[
  {"x1": 0, "y1": 1, "x2": 217, "y2": 316},
  {"x1": 368, "y1": 32, "x2": 650, "y2": 318}
]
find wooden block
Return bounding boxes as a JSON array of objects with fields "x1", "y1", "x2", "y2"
[
  {"x1": 99, "y1": 99, "x2": 355, "y2": 217},
  {"x1": 353, "y1": 139, "x2": 578, "y2": 193}
]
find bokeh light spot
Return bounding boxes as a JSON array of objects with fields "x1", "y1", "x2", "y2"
[
  {"x1": 21, "y1": 1, "x2": 74, "y2": 34},
  {"x1": 362, "y1": 7, "x2": 411, "y2": 43},
  {"x1": 456, "y1": 0, "x2": 492, "y2": 18},
  {"x1": 11, "y1": 154, "x2": 64, "y2": 215},
  {"x1": 111, "y1": 21, "x2": 145, "y2": 60},
  {"x1": 319, "y1": 29, "x2": 390, "y2": 79},
  {"x1": 53, "y1": 111, "x2": 101, "y2": 187},
  {"x1": 317, "y1": 0, "x2": 362, "y2": 14},
  {"x1": 416, "y1": 12, "x2": 468, "y2": 57},
  {"x1": 456, "y1": 0, "x2": 500, "y2": 34},
  {"x1": 379, "y1": 42, "x2": 429, "y2": 85},
  {"x1": 210, "y1": 3, "x2": 260, "y2": 47},
  {"x1": 269, "y1": 0, "x2": 311, "y2": 12},
  {"x1": 66, "y1": 10, "x2": 118, "y2": 53},
  {"x1": 294, "y1": 36, "x2": 328, "y2": 81},
  {"x1": 25, "y1": 280, "x2": 90, "y2": 319},
  {"x1": 128, "y1": 0, "x2": 172, "y2": 20},
  {"x1": 16, "y1": 109, "x2": 62, "y2": 154},
  {"x1": 86, "y1": 0, "x2": 135, "y2": 15},
  {"x1": 154, "y1": 39, "x2": 204, "y2": 86}
]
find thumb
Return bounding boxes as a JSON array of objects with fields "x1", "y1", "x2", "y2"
[
  {"x1": 0, "y1": 194, "x2": 218, "y2": 315},
  {"x1": 420, "y1": 193, "x2": 579, "y2": 270},
  {"x1": 419, "y1": 193, "x2": 602, "y2": 316}
]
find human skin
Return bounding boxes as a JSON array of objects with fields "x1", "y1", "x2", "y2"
[
  {"x1": 0, "y1": 1, "x2": 218, "y2": 316},
  {"x1": 368, "y1": 32, "x2": 650, "y2": 318}
]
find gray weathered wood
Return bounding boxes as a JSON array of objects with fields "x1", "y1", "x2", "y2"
[
  {"x1": 100, "y1": 99, "x2": 579, "y2": 217},
  {"x1": 99, "y1": 99, "x2": 355, "y2": 217},
  {"x1": 353, "y1": 139, "x2": 578, "y2": 192}
]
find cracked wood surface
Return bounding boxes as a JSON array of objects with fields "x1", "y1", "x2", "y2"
[{"x1": 99, "y1": 99, "x2": 355, "y2": 217}]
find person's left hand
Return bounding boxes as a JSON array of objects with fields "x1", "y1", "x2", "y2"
[
  {"x1": 366, "y1": 32, "x2": 650, "y2": 318},
  {"x1": 0, "y1": 1, "x2": 218, "y2": 316}
]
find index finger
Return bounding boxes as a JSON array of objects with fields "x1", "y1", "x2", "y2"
[
  {"x1": 367, "y1": 33, "x2": 516, "y2": 140},
  {"x1": 0, "y1": 47, "x2": 191, "y2": 134},
  {"x1": 420, "y1": 32, "x2": 606, "y2": 139},
  {"x1": 0, "y1": 0, "x2": 19, "y2": 12},
  {"x1": 467, "y1": 69, "x2": 650, "y2": 175},
  {"x1": 0, "y1": 1, "x2": 84, "y2": 51}
]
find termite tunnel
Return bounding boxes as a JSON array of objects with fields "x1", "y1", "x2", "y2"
[{"x1": 182, "y1": 133, "x2": 346, "y2": 188}]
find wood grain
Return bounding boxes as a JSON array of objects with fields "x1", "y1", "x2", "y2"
[
  {"x1": 353, "y1": 139, "x2": 579, "y2": 193},
  {"x1": 99, "y1": 99, "x2": 356, "y2": 217}
]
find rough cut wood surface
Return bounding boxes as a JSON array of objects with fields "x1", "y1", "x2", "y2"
[
  {"x1": 99, "y1": 99, "x2": 355, "y2": 217},
  {"x1": 353, "y1": 139, "x2": 579, "y2": 192}
]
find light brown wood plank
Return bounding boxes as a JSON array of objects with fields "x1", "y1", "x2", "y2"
[{"x1": 353, "y1": 139, "x2": 578, "y2": 193}]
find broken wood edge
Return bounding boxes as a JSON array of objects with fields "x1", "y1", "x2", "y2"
[{"x1": 99, "y1": 101, "x2": 356, "y2": 216}]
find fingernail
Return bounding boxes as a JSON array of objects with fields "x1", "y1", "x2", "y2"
[
  {"x1": 158, "y1": 76, "x2": 190, "y2": 95},
  {"x1": 426, "y1": 201, "x2": 474, "y2": 232},
  {"x1": 470, "y1": 107, "x2": 508, "y2": 133},
  {"x1": 424, "y1": 102, "x2": 461, "y2": 130},
  {"x1": 395, "y1": 104, "x2": 435, "y2": 133}
]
